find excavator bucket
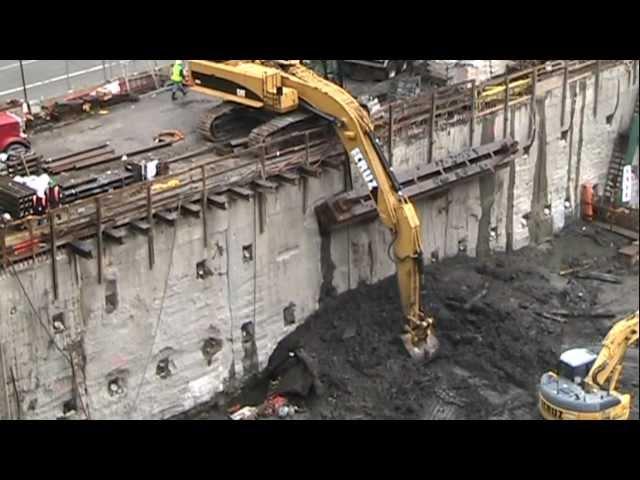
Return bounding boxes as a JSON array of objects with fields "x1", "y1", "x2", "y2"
[{"x1": 401, "y1": 332, "x2": 439, "y2": 362}]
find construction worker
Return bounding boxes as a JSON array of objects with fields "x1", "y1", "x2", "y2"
[
  {"x1": 47, "y1": 177, "x2": 62, "y2": 209},
  {"x1": 170, "y1": 60, "x2": 188, "y2": 101}
]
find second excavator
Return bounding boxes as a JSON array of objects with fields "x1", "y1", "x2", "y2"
[
  {"x1": 187, "y1": 60, "x2": 438, "y2": 360},
  {"x1": 538, "y1": 310, "x2": 639, "y2": 420}
]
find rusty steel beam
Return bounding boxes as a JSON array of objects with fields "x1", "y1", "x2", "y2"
[
  {"x1": 561, "y1": 61, "x2": 569, "y2": 129},
  {"x1": 48, "y1": 211, "x2": 59, "y2": 300},
  {"x1": 146, "y1": 185, "x2": 154, "y2": 270},
  {"x1": 96, "y1": 197, "x2": 103, "y2": 284},
  {"x1": 594, "y1": 60, "x2": 601, "y2": 118},
  {"x1": 316, "y1": 139, "x2": 519, "y2": 234},
  {"x1": 46, "y1": 143, "x2": 111, "y2": 163},
  {"x1": 469, "y1": 80, "x2": 476, "y2": 147},
  {"x1": 428, "y1": 91, "x2": 436, "y2": 164},
  {"x1": 503, "y1": 74, "x2": 510, "y2": 139},
  {"x1": 28, "y1": 218, "x2": 35, "y2": 264},
  {"x1": 388, "y1": 104, "x2": 394, "y2": 165}
]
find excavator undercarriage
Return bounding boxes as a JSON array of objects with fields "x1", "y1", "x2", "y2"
[{"x1": 198, "y1": 103, "x2": 329, "y2": 154}]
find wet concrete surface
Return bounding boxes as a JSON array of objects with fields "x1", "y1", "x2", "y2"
[
  {"x1": 30, "y1": 90, "x2": 217, "y2": 158},
  {"x1": 178, "y1": 222, "x2": 639, "y2": 420}
]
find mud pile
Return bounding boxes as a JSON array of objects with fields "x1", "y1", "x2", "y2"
[
  {"x1": 180, "y1": 224, "x2": 638, "y2": 420},
  {"x1": 260, "y1": 251, "x2": 562, "y2": 419}
]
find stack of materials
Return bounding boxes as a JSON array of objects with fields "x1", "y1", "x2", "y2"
[
  {"x1": 426, "y1": 60, "x2": 516, "y2": 86},
  {"x1": 0, "y1": 175, "x2": 36, "y2": 219},
  {"x1": 57, "y1": 168, "x2": 135, "y2": 203},
  {"x1": 43, "y1": 143, "x2": 116, "y2": 175},
  {"x1": 1, "y1": 152, "x2": 43, "y2": 176}
]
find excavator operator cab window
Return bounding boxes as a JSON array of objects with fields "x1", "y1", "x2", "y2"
[{"x1": 557, "y1": 348, "x2": 597, "y2": 385}]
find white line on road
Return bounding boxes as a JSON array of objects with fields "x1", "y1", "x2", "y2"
[
  {"x1": 0, "y1": 61, "x2": 128, "y2": 98},
  {"x1": 0, "y1": 60, "x2": 39, "y2": 72}
]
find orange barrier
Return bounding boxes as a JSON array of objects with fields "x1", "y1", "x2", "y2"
[{"x1": 581, "y1": 183, "x2": 594, "y2": 221}]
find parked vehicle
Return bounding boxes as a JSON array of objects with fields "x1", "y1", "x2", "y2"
[{"x1": 0, "y1": 111, "x2": 30, "y2": 156}]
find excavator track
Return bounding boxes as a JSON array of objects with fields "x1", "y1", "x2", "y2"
[
  {"x1": 247, "y1": 110, "x2": 329, "y2": 155},
  {"x1": 200, "y1": 102, "x2": 331, "y2": 156},
  {"x1": 198, "y1": 102, "x2": 272, "y2": 152}
]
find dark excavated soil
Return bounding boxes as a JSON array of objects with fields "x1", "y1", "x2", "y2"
[{"x1": 178, "y1": 223, "x2": 639, "y2": 420}]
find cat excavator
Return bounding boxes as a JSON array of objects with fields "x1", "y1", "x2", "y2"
[
  {"x1": 538, "y1": 310, "x2": 639, "y2": 420},
  {"x1": 187, "y1": 60, "x2": 438, "y2": 361}
]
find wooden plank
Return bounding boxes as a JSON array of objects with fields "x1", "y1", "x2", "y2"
[
  {"x1": 299, "y1": 165, "x2": 321, "y2": 177},
  {"x1": 323, "y1": 156, "x2": 344, "y2": 170},
  {"x1": 131, "y1": 220, "x2": 151, "y2": 233},
  {"x1": 181, "y1": 202, "x2": 202, "y2": 218},
  {"x1": 155, "y1": 210, "x2": 178, "y2": 225},
  {"x1": 228, "y1": 186, "x2": 255, "y2": 199},
  {"x1": 68, "y1": 240, "x2": 94, "y2": 259},
  {"x1": 274, "y1": 171, "x2": 299, "y2": 184},
  {"x1": 618, "y1": 244, "x2": 639, "y2": 266},
  {"x1": 592, "y1": 220, "x2": 639, "y2": 240},
  {"x1": 104, "y1": 227, "x2": 127, "y2": 244},
  {"x1": 253, "y1": 179, "x2": 278, "y2": 191},
  {"x1": 207, "y1": 194, "x2": 228, "y2": 210}
]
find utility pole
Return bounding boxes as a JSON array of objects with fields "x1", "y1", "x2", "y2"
[{"x1": 18, "y1": 60, "x2": 32, "y2": 116}]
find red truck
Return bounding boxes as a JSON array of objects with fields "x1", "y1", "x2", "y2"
[{"x1": 0, "y1": 111, "x2": 30, "y2": 155}]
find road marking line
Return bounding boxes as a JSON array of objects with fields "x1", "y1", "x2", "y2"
[
  {"x1": 0, "y1": 61, "x2": 127, "y2": 98},
  {"x1": 0, "y1": 60, "x2": 39, "y2": 72}
]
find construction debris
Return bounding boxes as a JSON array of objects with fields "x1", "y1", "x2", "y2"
[
  {"x1": 575, "y1": 271, "x2": 622, "y2": 284},
  {"x1": 229, "y1": 406, "x2": 258, "y2": 421}
]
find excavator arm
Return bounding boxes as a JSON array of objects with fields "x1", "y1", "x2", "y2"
[
  {"x1": 585, "y1": 310, "x2": 639, "y2": 392},
  {"x1": 189, "y1": 60, "x2": 438, "y2": 360}
]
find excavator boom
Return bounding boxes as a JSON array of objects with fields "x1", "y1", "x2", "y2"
[{"x1": 189, "y1": 60, "x2": 438, "y2": 360}]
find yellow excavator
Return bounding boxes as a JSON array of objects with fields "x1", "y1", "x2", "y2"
[
  {"x1": 187, "y1": 60, "x2": 438, "y2": 361},
  {"x1": 538, "y1": 310, "x2": 639, "y2": 420}
]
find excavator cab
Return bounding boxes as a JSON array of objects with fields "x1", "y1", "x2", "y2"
[{"x1": 555, "y1": 348, "x2": 597, "y2": 386}]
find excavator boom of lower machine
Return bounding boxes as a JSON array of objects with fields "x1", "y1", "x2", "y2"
[{"x1": 188, "y1": 59, "x2": 438, "y2": 361}]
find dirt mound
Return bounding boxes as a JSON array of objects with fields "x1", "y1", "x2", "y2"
[
  {"x1": 178, "y1": 223, "x2": 638, "y2": 421},
  {"x1": 236, "y1": 248, "x2": 575, "y2": 420}
]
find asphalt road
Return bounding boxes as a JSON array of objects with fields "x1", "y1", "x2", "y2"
[{"x1": 0, "y1": 60, "x2": 170, "y2": 104}]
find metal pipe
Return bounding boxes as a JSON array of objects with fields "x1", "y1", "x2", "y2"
[{"x1": 19, "y1": 60, "x2": 32, "y2": 116}]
